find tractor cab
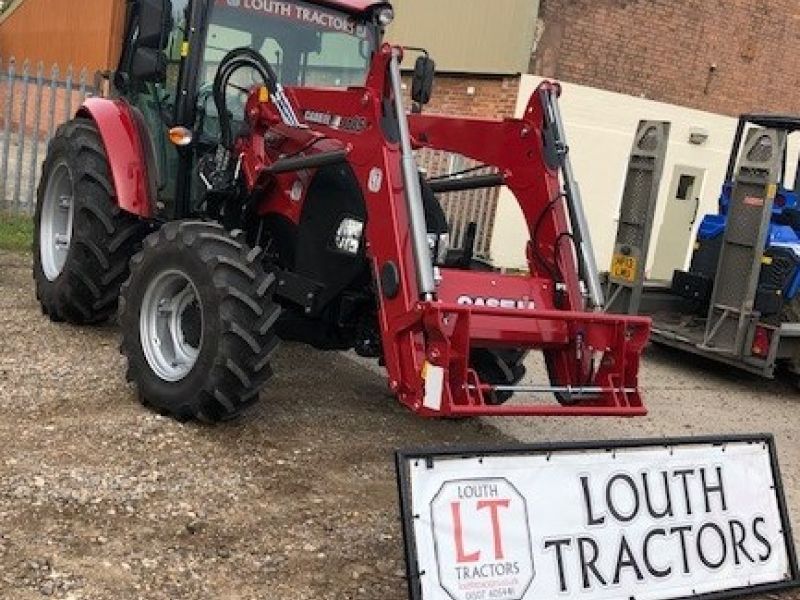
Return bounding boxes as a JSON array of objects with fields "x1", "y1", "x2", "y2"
[
  {"x1": 201, "y1": 1, "x2": 383, "y2": 88},
  {"x1": 719, "y1": 115, "x2": 800, "y2": 219},
  {"x1": 115, "y1": 0, "x2": 394, "y2": 218},
  {"x1": 675, "y1": 114, "x2": 800, "y2": 316}
]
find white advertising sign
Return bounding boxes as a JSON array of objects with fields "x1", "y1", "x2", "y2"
[{"x1": 397, "y1": 437, "x2": 798, "y2": 600}]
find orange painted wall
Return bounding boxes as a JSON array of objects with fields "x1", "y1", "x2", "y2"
[{"x1": 0, "y1": 0, "x2": 126, "y2": 70}]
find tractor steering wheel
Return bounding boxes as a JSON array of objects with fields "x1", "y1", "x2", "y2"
[{"x1": 212, "y1": 47, "x2": 279, "y2": 150}]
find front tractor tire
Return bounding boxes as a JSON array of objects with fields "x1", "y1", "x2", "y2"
[
  {"x1": 33, "y1": 118, "x2": 146, "y2": 324},
  {"x1": 119, "y1": 221, "x2": 281, "y2": 422}
]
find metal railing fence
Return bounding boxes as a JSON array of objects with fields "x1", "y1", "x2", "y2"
[
  {"x1": 0, "y1": 57, "x2": 95, "y2": 215},
  {"x1": 416, "y1": 148, "x2": 500, "y2": 258}
]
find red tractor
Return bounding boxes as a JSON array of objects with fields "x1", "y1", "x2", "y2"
[{"x1": 32, "y1": 0, "x2": 650, "y2": 422}]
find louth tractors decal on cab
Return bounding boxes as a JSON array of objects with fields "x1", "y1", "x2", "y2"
[{"x1": 219, "y1": 0, "x2": 369, "y2": 37}]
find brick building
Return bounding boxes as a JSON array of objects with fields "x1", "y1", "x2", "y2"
[
  {"x1": 387, "y1": 0, "x2": 537, "y2": 119},
  {"x1": 386, "y1": 0, "x2": 539, "y2": 254},
  {"x1": 4, "y1": 0, "x2": 799, "y2": 121},
  {"x1": 532, "y1": 0, "x2": 800, "y2": 117}
]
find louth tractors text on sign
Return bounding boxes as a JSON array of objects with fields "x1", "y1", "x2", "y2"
[{"x1": 402, "y1": 441, "x2": 794, "y2": 600}]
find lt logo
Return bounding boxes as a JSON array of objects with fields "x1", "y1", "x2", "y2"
[{"x1": 430, "y1": 478, "x2": 534, "y2": 600}]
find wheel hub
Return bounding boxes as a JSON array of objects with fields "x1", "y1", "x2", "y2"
[
  {"x1": 140, "y1": 270, "x2": 203, "y2": 382},
  {"x1": 39, "y1": 161, "x2": 74, "y2": 281}
]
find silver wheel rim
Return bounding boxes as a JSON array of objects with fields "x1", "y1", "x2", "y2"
[
  {"x1": 139, "y1": 269, "x2": 204, "y2": 382},
  {"x1": 39, "y1": 161, "x2": 74, "y2": 281}
]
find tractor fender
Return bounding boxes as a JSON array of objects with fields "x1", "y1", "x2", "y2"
[{"x1": 76, "y1": 98, "x2": 154, "y2": 219}]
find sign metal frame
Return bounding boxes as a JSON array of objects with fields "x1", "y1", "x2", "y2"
[{"x1": 395, "y1": 434, "x2": 800, "y2": 600}]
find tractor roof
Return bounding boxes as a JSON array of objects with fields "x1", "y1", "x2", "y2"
[
  {"x1": 741, "y1": 113, "x2": 800, "y2": 133},
  {"x1": 311, "y1": 0, "x2": 391, "y2": 15}
]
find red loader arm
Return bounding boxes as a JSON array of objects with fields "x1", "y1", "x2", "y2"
[
  {"x1": 397, "y1": 83, "x2": 651, "y2": 417},
  {"x1": 241, "y1": 44, "x2": 652, "y2": 418}
]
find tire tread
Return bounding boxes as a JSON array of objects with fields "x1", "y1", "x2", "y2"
[
  {"x1": 33, "y1": 117, "x2": 146, "y2": 324},
  {"x1": 119, "y1": 221, "x2": 281, "y2": 422}
]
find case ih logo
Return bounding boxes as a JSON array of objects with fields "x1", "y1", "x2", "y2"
[
  {"x1": 457, "y1": 295, "x2": 536, "y2": 311},
  {"x1": 303, "y1": 110, "x2": 368, "y2": 132},
  {"x1": 430, "y1": 478, "x2": 534, "y2": 600}
]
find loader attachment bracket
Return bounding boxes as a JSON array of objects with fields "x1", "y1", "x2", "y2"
[{"x1": 390, "y1": 302, "x2": 650, "y2": 418}]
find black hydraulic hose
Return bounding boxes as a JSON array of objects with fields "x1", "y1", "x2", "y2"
[
  {"x1": 264, "y1": 150, "x2": 349, "y2": 175},
  {"x1": 213, "y1": 47, "x2": 279, "y2": 149},
  {"x1": 532, "y1": 196, "x2": 563, "y2": 285},
  {"x1": 428, "y1": 173, "x2": 504, "y2": 194}
]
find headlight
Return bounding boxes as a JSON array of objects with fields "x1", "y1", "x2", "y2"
[
  {"x1": 334, "y1": 218, "x2": 365, "y2": 254},
  {"x1": 427, "y1": 232, "x2": 450, "y2": 265},
  {"x1": 376, "y1": 6, "x2": 394, "y2": 26}
]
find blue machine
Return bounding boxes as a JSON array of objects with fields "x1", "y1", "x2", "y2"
[{"x1": 676, "y1": 114, "x2": 800, "y2": 316}]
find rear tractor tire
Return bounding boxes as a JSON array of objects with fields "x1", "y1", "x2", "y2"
[
  {"x1": 118, "y1": 221, "x2": 282, "y2": 422},
  {"x1": 33, "y1": 118, "x2": 146, "y2": 324}
]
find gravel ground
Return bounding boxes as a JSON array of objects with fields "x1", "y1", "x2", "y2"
[{"x1": 1, "y1": 248, "x2": 799, "y2": 599}]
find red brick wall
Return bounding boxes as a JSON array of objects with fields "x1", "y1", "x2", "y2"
[
  {"x1": 416, "y1": 75, "x2": 521, "y2": 118},
  {"x1": 532, "y1": 0, "x2": 800, "y2": 117}
]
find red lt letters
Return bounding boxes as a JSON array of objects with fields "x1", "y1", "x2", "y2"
[{"x1": 451, "y1": 499, "x2": 511, "y2": 563}]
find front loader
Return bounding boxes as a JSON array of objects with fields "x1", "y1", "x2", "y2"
[{"x1": 32, "y1": 0, "x2": 650, "y2": 421}]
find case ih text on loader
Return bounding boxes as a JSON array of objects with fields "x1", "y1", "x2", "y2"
[{"x1": 32, "y1": 0, "x2": 650, "y2": 422}]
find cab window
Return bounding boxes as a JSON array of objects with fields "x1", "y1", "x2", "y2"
[{"x1": 202, "y1": 0, "x2": 377, "y2": 90}]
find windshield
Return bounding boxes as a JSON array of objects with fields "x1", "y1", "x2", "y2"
[{"x1": 204, "y1": 0, "x2": 377, "y2": 89}]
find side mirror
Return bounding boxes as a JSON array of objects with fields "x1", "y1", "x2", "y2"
[
  {"x1": 138, "y1": 0, "x2": 172, "y2": 50},
  {"x1": 129, "y1": 0, "x2": 173, "y2": 83},
  {"x1": 411, "y1": 55, "x2": 435, "y2": 113}
]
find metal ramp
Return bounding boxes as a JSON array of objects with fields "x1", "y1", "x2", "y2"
[
  {"x1": 702, "y1": 127, "x2": 786, "y2": 354},
  {"x1": 606, "y1": 120, "x2": 670, "y2": 314}
]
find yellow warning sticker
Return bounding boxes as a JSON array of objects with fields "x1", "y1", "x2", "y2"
[
  {"x1": 766, "y1": 183, "x2": 777, "y2": 199},
  {"x1": 611, "y1": 254, "x2": 637, "y2": 283},
  {"x1": 181, "y1": 41, "x2": 189, "y2": 57}
]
